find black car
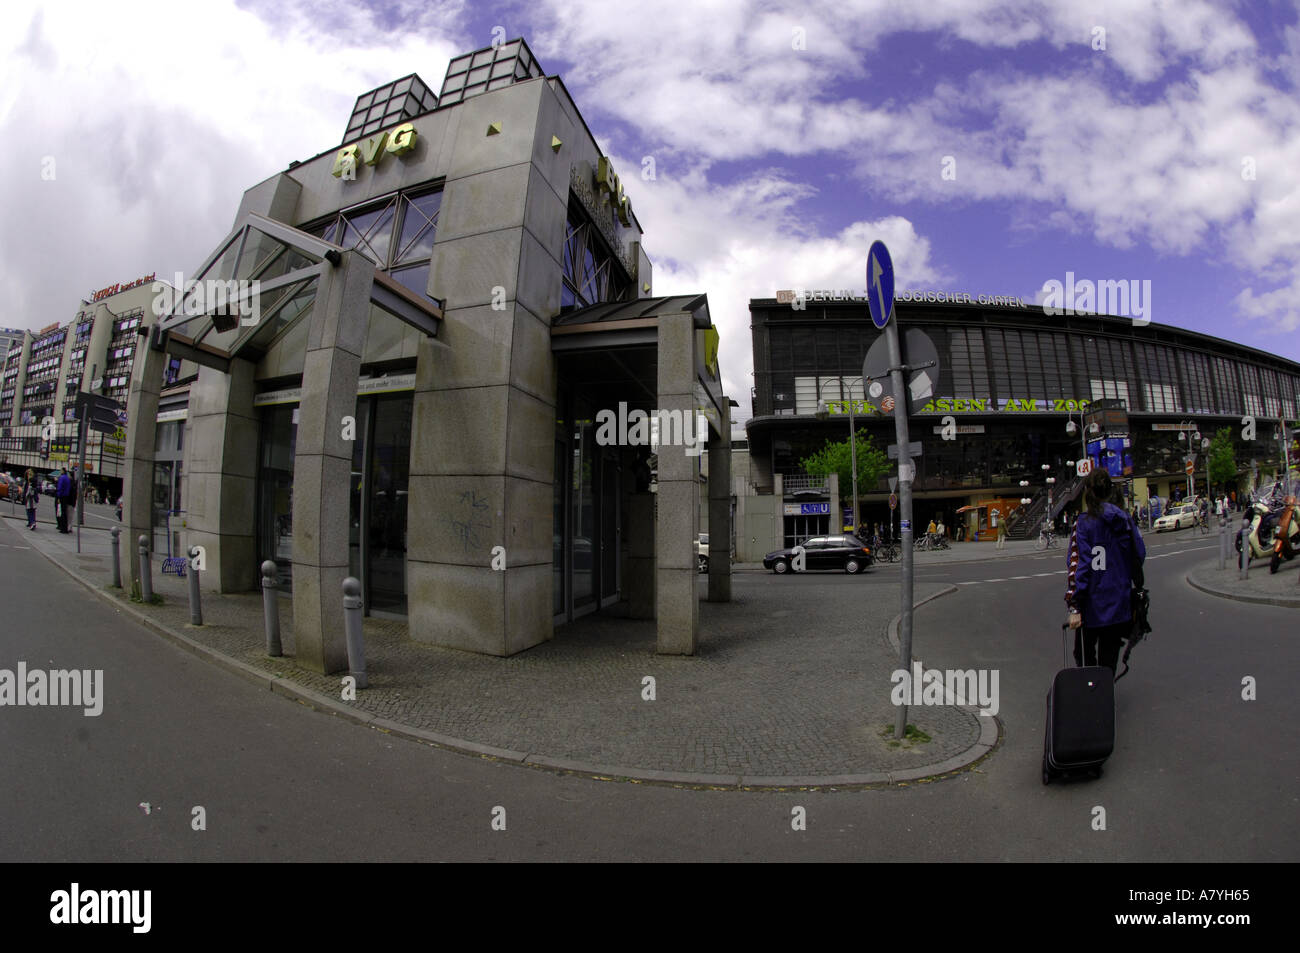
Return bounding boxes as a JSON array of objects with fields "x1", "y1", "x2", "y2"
[{"x1": 763, "y1": 534, "x2": 873, "y2": 574}]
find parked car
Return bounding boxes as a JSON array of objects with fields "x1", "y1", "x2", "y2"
[
  {"x1": 1154, "y1": 503, "x2": 1198, "y2": 532},
  {"x1": 695, "y1": 533, "x2": 710, "y2": 573},
  {"x1": 763, "y1": 534, "x2": 873, "y2": 574},
  {"x1": 0, "y1": 473, "x2": 22, "y2": 502}
]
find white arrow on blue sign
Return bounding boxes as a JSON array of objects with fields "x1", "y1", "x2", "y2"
[{"x1": 867, "y1": 240, "x2": 895, "y2": 330}]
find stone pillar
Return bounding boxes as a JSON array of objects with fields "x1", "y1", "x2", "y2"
[
  {"x1": 707, "y1": 402, "x2": 732, "y2": 602},
  {"x1": 123, "y1": 333, "x2": 168, "y2": 590},
  {"x1": 626, "y1": 494, "x2": 655, "y2": 618},
  {"x1": 291, "y1": 250, "x2": 371, "y2": 674},
  {"x1": 773, "y1": 473, "x2": 785, "y2": 551},
  {"x1": 655, "y1": 313, "x2": 699, "y2": 654},
  {"x1": 184, "y1": 358, "x2": 259, "y2": 593}
]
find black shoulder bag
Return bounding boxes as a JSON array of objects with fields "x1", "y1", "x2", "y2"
[{"x1": 1116, "y1": 519, "x2": 1151, "y2": 683}]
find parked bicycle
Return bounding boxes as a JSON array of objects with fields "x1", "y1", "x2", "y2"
[{"x1": 1038, "y1": 527, "x2": 1058, "y2": 550}]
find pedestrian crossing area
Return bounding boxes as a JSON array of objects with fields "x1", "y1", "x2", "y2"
[{"x1": 955, "y1": 545, "x2": 1216, "y2": 586}]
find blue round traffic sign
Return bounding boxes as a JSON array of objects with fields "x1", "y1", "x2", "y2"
[{"x1": 867, "y1": 240, "x2": 895, "y2": 330}]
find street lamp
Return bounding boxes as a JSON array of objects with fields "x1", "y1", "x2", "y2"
[
  {"x1": 814, "y1": 376, "x2": 865, "y2": 533},
  {"x1": 1177, "y1": 421, "x2": 1200, "y2": 499},
  {"x1": 1065, "y1": 413, "x2": 1099, "y2": 467},
  {"x1": 1043, "y1": 464, "x2": 1056, "y2": 531}
]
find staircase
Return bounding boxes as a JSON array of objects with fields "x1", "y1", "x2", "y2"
[{"x1": 1007, "y1": 469, "x2": 1083, "y2": 539}]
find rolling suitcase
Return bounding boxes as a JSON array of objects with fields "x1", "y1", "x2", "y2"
[{"x1": 1042, "y1": 623, "x2": 1114, "y2": 784}]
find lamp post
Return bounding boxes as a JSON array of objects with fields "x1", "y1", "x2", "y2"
[
  {"x1": 1177, "y1": 421, "x2": 1200, "y2": 500},
  {"x1": 815, "y1": 376, "x2": 864, "y2": 534},
  {"x1": 1065, "y1": 413, "x2": 1098, "y2": 468}
]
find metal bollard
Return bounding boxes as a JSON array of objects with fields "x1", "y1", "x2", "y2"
[
  {"x1": 138, "y1": 535, "x2": 153, "y2": 602},
  {"x1": 1238, "y1": 520, "x2": 1250, "y2": 580},
  {"x1": 262, "y1": 560, "x2": 282, "y2": 657},
  {"x1": 342, "y1": 576, "x2": 367, "y2": 689},
  {"x1": 1218, "y1": 517, "x2": 1227, "y2": 570},
  {"x1": 187, "y1": 545, "x2": 203, "y2": 626},
  {"x1": 110, "y1": 526, "x2": 122, "y2": 588}
]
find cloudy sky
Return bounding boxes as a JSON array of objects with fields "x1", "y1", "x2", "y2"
[{"x1": 4, "y1": 0, "x2": 1299, "y2": 424}]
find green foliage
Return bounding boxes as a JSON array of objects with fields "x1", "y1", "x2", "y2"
[
  {"x1": 1208, "y1": 426, "x2": 1237, "y2": 487},
  {"x1": 800, "y1": 428, "x2": 890, "y2": 506}
]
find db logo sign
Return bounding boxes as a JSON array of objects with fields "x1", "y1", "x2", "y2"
[
  {"x1": 881, "y1": 396, "x2": 896, "y2": 412},
  {"x1": 1076, "y1": 459, "x2": 1093, "y2": 476}
]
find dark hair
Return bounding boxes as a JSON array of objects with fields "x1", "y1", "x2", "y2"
[{"x1": 1082, "y1": 468, "x2": 1113, "y2": 519}]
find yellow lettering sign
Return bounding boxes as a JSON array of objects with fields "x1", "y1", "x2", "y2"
[{"x1": 332, "y1": 123, "x2": 418, "y2": 179}]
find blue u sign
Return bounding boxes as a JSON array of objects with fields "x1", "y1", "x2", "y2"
[{"x1": 801, "y1": 503, "x2": 830, "y2": 515}]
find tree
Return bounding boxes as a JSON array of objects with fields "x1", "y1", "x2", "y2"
[
  {"x1": 800, "y1": 428, "x2": 890, "y2": 513},
  {"x1": 1208, "y1": 426, "x2": 1237, "y2": 488}
]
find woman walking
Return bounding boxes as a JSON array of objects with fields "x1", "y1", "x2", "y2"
[
  {"x1": 22, "y1": 469, "x2": 39, "y2": 530},
  {"x1": 1064, "y1": 469, "x2": 1147, "y2": 672}
]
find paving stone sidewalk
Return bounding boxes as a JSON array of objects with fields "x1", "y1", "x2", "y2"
[
  {"x1": 4, "y1": 513, "x2": 990, "y2": 786},
  {"x1": 1186, "y1": 555, "x2": 1300, "y2": 608}
]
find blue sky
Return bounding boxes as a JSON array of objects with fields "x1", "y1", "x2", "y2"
[{"x1": 3, "y1": 0, "x2": 1299, "y2": 423}]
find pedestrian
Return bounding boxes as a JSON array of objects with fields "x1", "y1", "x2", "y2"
[
  {"x1": 22, "y1": 469, "x2": 39, "y2": 530},
  {"x1": 994, "y1": 508, "x2": 1006, "y2": 550},
  {"x1": 935, "y1": 516, "x2": 946, "y2": 539},
  {"x1": 55, "y1": 467, "x2": 72, "y2": 533},
  {"x1": 1065, "y1": 468, "x2": 1147, "y2": 673}
]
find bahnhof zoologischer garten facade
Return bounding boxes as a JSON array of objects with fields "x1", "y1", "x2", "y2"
[{"x1": 744, "y1": 296, "x2": 1300, "y2": 547}]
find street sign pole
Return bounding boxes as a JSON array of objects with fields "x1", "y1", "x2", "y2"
[{"x1": 865, "y1": 240, "x2": 916, "y2": 742}]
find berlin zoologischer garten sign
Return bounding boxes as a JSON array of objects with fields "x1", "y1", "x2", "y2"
[{"x1": 823, "y1": 396, "x2": 1093, "y2": 415}]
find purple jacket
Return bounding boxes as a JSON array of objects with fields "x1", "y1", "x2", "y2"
[
  {"x1": 56, "y1": 473, "x2": 72, "y2": 499},
  {"x1": 1065, "y1": 502, "x2": 1146, "y2": 628}
]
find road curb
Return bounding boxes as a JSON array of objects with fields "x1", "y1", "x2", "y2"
[
  {"x1": 10, "y1": 519, "x2": 1000, "y2": 791},
  {"x1": 1185, "y1": 569, "x2": 1300, "y2": 608}
]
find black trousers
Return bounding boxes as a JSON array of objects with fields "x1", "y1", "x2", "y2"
[
  {"x1": 56, "y1": 498, "x2": 69, "y2": 532},
  {"x1": 1073, "y1": 621, "x2": 1129, "y2": 672}
]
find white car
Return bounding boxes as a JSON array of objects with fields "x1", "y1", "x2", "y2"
[{"x1": 1154, "y1": 503, "x2": 1198, "y2": 532}]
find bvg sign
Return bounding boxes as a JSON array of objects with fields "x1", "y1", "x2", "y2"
[
  {"x1": 332, "y1": 123, "x2": 418, "y2": 180},
  {"x1": 596, "y1": 157, "x2": 634, "y2": 227}
]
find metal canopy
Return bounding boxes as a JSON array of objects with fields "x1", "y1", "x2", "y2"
[{"x1": 157, "y1": 211, "x2": 442, "y2": 369}]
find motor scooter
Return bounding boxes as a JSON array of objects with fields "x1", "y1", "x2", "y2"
[{"x1": 1235, "y1": 497, "x2": 1300, "y2": 565}]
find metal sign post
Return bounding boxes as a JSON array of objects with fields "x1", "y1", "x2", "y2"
[
  {"x1": 866, "y1": 240, "x2": 916, "y2": 741},
  {"x1": 75, "y1": 413, "x2": 89, "y2": 555}
]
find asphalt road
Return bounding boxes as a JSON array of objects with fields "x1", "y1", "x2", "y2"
[{"x1": 0, "y1": 525, "x2": 1295, "y2": 861}]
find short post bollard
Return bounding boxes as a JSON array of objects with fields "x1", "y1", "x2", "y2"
[
  {"x1": 109, "y1": 526, "x2": 122, "y2": 588},
  {"x1": 262, "y1": 560, "x2": 282, "y2": 657},
  {"x1": 1218, "y1": 516, "x2": 1227, "y2": 570},
  {"x1": 187, "y1": 545, "x2": 203, "y2": 626},
  {"x1": 1238, "y1": 519, "x2": 1250, "y2": 580},
  {"x1": 342, "y1": 576, "x2": 367, "y2": 689},
  {"x1": 138, "y1": 535, "x2": 153, "y2": 602}
]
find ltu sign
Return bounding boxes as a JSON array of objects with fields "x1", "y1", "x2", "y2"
[{"x1": 333, "y1": 123, "x2": 418, "y2": 180}]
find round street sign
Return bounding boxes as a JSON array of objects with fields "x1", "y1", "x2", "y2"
[
  {"x1": 881, "y1": 395, "x2": 896, "y2": 412},
  {"x1": 1185, "y1": 460, "x2": 1195, "y2": 474},
  {"x1": 867, "y1": 240, "x2": 895, "y2": 330},
  {"x1": 1076, "y1": 458, "x2": 1093, "y2": 476},
  {"x1": 889, "y1": 493, "x2": 898, "y2": 510}
]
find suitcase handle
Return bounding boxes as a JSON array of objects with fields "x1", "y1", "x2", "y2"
[{"x1": 1061, "y1": 622, "x2": 1073, "y2": 669}]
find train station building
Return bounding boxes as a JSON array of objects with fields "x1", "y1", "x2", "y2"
[
  {"x1": 119, "y1": 39, "x2": 733, "y2": 669},
  {"x1": 739, "y1": 294, "x2": 1300, "y2": 559}
]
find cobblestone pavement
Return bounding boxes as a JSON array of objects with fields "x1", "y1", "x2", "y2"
[
  {"x1": 5, "y1": 513, "x2": 986, "y2": 783},
  {"x1": 1186, "y1": 552, "x2": 1300, "y2": 607}
]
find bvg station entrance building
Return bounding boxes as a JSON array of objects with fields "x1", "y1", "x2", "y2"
[{"x1": 121, "y1": 40, "x2": 732, "y2": 671}]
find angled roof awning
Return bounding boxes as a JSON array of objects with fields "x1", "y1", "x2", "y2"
[{"x1": 156, "y1": 211, "x2": 442, "y2": 367}]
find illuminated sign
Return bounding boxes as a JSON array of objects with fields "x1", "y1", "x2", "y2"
[
  {"x1": 595, "y1": 157, "x2": 635, "y2": 227},
  {"x1": 776, "y1": 290, "x2": 1030, "y2": 307},
  {"x1": 824, "y1": 397, "x2": 1091, "y2": 416},
  {"x1": 91, "y1": 273, "x2": 156, "y2": 302},
  {"x1": 332, "y1": 123, "x2": 418, "y2": 179}
]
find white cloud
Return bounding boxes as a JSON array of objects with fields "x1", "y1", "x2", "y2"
[{"x1": 621, "y1": 156, "x2": 947, "y2": 419}]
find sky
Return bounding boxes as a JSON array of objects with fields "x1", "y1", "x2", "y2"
[{"x1": 3, "y1": 0, "x2": 1299, "y2": 426}]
